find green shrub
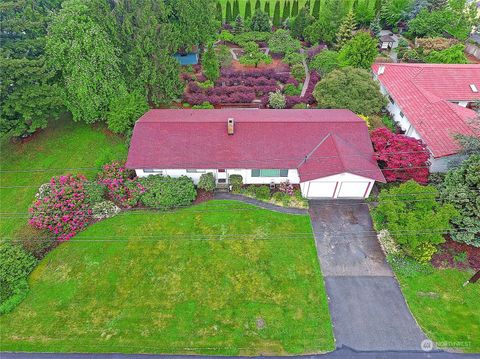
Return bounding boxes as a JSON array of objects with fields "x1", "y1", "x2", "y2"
[
  {"x1": 192, "y1": 102, "x2": 214, "y2": 109},
  {"x1": 309, "y1": 50, "x2": 340, "y2": 76},
  {"x1": 381, "y1": 115, "x2": 396, "y2": 132},
  {"x1": 198, "y1": 172, "x2": 216, "y2": 192},
  {"x1": 272, "y1": 191, "x2": 291, "y2": 206},
  {"x1": 84, "y1": 181, "x2": 106, "y2": 205},
  {"x1": 291, "y1": 63, "x2": 305, "y2": 82},
  {"x1": 283, "y1": 51, "x2": 305, "y2": 66},
  {"x1": 268, "y1": 90, "x2": 286, "y2": 109},
  {"x1": 292, "y1": 103, "x2": 308, "y2": 109},
  {"x1": 255, "y1": 185, "x2": 271, "y2": 200},
  {"x1": 0, "y1": 242, "x2": 37, "y2": 314},
  {"x1": 229, "y1": 174, "x2": 243, "y2": 192},
  {"x1": 283, "y1": 83, "x2": 302, "y2": 96},
  {"x1": 196, "y1": 80, "x2": 214, "y2": 89},
  {"x1": 107, "y1": 90, "x2": 149, "y2": 135},
  {"x1": 140, "y1": 175, "x2": 197, "y2": 210},
  {"x1": 233, "y1": 31, "x2": 271, "y2": 47}
]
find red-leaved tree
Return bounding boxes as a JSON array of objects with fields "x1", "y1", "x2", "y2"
[{"x1": 371, "y1": 128, "x2": 430, "y2": 184}]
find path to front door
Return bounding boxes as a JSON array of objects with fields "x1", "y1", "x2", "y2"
[{"x1": 309, "y1": 200, "x2": 427, "y2": 351}]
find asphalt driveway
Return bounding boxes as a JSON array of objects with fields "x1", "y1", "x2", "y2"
[{"x1": 309, "y1": 200, "x2": 427, "y2": 351}]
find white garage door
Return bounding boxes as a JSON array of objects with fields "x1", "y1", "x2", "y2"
[
  {"x1": 307, "y1": 181, "x2": 336, "y2": 198},
  {"x1": 337, "y1": 181, "x2": 369, "y2": 198}
]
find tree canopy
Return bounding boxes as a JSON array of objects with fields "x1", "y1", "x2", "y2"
[{"x1": 338, "y1": 31, "x2": 378, "y2": 69}]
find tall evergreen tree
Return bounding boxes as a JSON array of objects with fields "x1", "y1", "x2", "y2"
[
  {"x1": 233, "y1": 14, "x2": 245, "y2": 34},
  {"x1": 291, "y1": 6, "x2": 314, "y2": 39},
  {"x1": 203, "y1": 43, "x2": 220, "y2": 82},
  {"x1": 283, "y1": 1, "x2": 291, "y2": 20},
  {"x1": 292, "y1": 0, "x2": 299, "y2": 17},
  {"x1": 336, "y1": 9, "x2": 357, "y2": 48},
  {"x1": 255, "y1": 0, "x2": 261, "y2": 11},
  {"x1": 233, "y1": 0, "x2": 240, "y2": 19},
  {"x1": 250, "y1": 9, "x2": 271, "y2": 31},
  {"x1": 369, "y1": 14, "x2": 382, "y2": 35},
  {"x1": 375, "y1": 0, "x2": 382, "y2": 14},
  {"x1": 216, "y1": 2, "x2": 223, "y2": 22},
  {"x1": 312, "y1": 0, "x2": 321, "y2": 19},
  {"x1": 226, "y1": 1, "x2": 233, "y2": 22},
  {"x1": 264, "y1": 1, "x2": 270, "y2": 16},
  {"x1": 273, "y1": 0, "x2": 281, "y2": 26},
  {"x1": 245, "y1": 0, "x2": 252, "y2": 18},
  {"x1": 305, "y1": 0, "x2": 311, "y2": 9}
]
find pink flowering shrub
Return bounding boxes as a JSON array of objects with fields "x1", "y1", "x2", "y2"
[
  {"x1": 97, "y1": 162, "x2": 145, "y2": 208},
  {"x1": 29, "y1": 174, "x2": 93, "y2": 241},
  {"x1": 278, "y1": 181, "x2": 294, "y2": 195}
]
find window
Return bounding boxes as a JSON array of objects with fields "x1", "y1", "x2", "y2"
[
  {"x1": 388, "y1": 95, "x2": 395, "y2": 105},
  {"x1": 251, "y1": 169, "x2": 288, "y2": 177},
  {"x1": 186, "y1": 169, "x2": 206, "y2": 173},
  {"x1": 143, "y1": 169, "x2": 163, "y2": 174},
  {"x1": 400, "y1": 111, "x2": 404, "y2": 118}
]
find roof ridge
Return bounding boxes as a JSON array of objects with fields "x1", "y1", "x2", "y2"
[{"x1": 297, "y1": 133, "x2": 333, "y2": 168}]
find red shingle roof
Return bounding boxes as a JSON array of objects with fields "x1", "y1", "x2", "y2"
[
  {"x1": 126, "y1": 109, "x2": 385, "y2": 182},
  {"x1": 372, "y1": 63, "x2": 480, "y2": 158}
]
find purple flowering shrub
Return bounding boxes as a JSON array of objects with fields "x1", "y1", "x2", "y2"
[
  {"x1": 97, "y1": 162, "x2": 145, "y2": 208},
  {"x1": 278, "y1": 181, "x2": 295, "y2": 195},
  {"x1": 29, "y1": 174, "x2": 94, "y2": 241}
]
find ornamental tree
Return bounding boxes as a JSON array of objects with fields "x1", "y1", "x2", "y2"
[
  {"x1": 338, "y1": 31, "x2": 378, "y2": 69},
  {"x1": 313, "y1": 67, "x2": 387, "y2": 115},
  {"x1": 309, "y1": 50, "x2": 340, "y2": 76},
  {"x1": 239, "y1": 42, "x2": 272, "y2": 67},
  {"x1": 336, "y1": 10, "x2": 357, "y2": 48},
  {"x1": 290, "y1": 6, "x2": 314, "y2": 39},
  {"x1": 250, "y1": 9, "x2": 271, "y2": 32},
  {"x1": 371, "y1": 180, "x2": 458, "y2": 262},
  {"x1": 268, "y1": 29, "x2": 301, "y2": 54},
  {"x1": 371, "y1": 128, "x2": 431, "y2": 183},
  {"x1": 202, "y1": 44, "x2": 220, "y2": 82},
  {"x1": 437, "y1": 154, "x2": 480, "y2": 247}
]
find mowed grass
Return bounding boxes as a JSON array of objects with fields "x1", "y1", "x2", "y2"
[
  {"x1": 0, "y1": 201, "x2": 334, "y2": 355},
  {"x1": 0, "y1": 116, "x2": 128, "y2": 238},
  {"x1": 395, "y1": 267, "x2": 480, "y2": 353}
]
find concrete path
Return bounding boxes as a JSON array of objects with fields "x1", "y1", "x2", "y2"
[
  {"x1": 299, "y1": 49, "x2": 310, "y2": 98},
  {"x1": 309, "y1": 200, "x2": 427, "y2": 351},
  {"x1": 213, "y1": 192, "x2": 307, "y2": 215}
]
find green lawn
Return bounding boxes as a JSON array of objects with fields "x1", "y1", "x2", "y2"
[
  {"x1": 394, "y1": 263, "x2": 480, "y2": 353},
  {"x1": 0, "y1": 116, "x2": 128, "y2": 238},
  {"x1": 0, "y1": 201, "x2": 334, "y2": 355}
]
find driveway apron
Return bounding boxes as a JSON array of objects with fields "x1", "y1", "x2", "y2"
[{"x1": 309, "y1": 200, "x2": 427, "y2": 351}]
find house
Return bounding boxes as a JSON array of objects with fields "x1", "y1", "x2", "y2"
[
  {"x1": 372, "y1": 63, "x2": 480, "y2": 172},
  {"x1": 126, "y1": 109, "x2": 385, "y2": 199}
]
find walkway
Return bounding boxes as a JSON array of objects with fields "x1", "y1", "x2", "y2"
[
  {"x1": 213, "y1": 192, "x2": 307, "y2": 215},
  {"x1": 299, "y1": 49, "x2": 310, "y2": 98},
  {"x1": 309, "y1": 200, "x2": 427, "y2": 351}
]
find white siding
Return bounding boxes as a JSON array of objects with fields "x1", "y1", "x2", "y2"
[{"x1": 300, "y1": 172, "x2": 375, "y2": 199}]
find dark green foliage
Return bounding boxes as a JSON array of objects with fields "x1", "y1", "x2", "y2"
[
  {"x1": 140, "y1": 175, "x2": 197, "y2": 210},
  {"x1": 437, "y1": 155, "x2": 480, "y2": 247},
  {"x1": 369, "y1": 14, "x2": 382, "y2": 35},
  {"x1": 264, "y1": 1, "x2": 270, "y2": 15},
  {"x1": 354, "y1": 0, "x2": 375, "y2": 25},
  {"x1": 107, "y1": 90, "x2": 149, "y2": 135},
  {"x1": 250, "y1": 10, "x2": 271, "y2": 32},
  {"x1": 255, "y1": 186, "x2": 271, "y2": 200},
  {"x1": 268, "y1": 29, "x2": 301, "y2": 54},
  {"x1": 283, "y1": 1, "x2": 291, "y2": 20},
  {"x1": 338, "y1": 31, "x2": 378, "y2": 69},
  {"x1": 0, "y1": 242, "x2": 37, "y2": 314},
  {"x1": 216, "y1": 2, "x2": 223, "y2": 21},
  {"x1": 291, "y1": 63, "x2": 306, "y2": 81},
  {"x1": 283, "y1": 51, "x2": 305, "y2": 65},
  {"x1": 309, "y1": 50, "x2": 340, "y2": 76},
  {"x1": 84, "y1": 182, "x2": 106, "y2": 205},
  {"x1": 229, "y1": 175, "x2": 244, "y2": 192},
  {"x1": 305, "y1": 0, "x2": 345, "y2": 45},
  {"x1": 312, "y1": 0, "x2": 321, "y2": 18},
  {"x1": 371, "y1": 181, "x2": 458, "y2": 262},
  {"x1": 0, "y1": 0, "x2": 63, "y2": 139},
  {"x1": 203, "y1": 44, "x2": 221, "y2": 82},
  {"x1": 381, "y1": 0, "x2": 413, "y2": 27},
  {"x1": 273, "y1": 1, "x2": 281, "y2": 26},
  {"x1": 291, "y1": 6, "x2": 314, "y2": 39},
  {"x1": 292, "y1": 0, "x2": 299, "y2": 17},
  {"x1": 233, "y1": 15, "x2": 246, "y2": 34},
  {"x1": 233, "y1": 31, "x2": 272, "y2": 46},
  {"x1": 233, "y1": 0, "x2": 240, "y2": 18},
  {"x1": 245, "y1": 0, "x2": 252, "y2": 18},
  {"x1": 226, "y1": 1, "x2": 233, "y2": 22},
  {"x1": 283, "y1": 83, "x2": 302, "y2": 95},
  {"x1": 313, "y1": 67, "x2": 387, "y2": 115},
  {"x1": 255, "y1": 0, "x2": 261, "y2": 10},
  {"x1": 198, "y1": 173, "x2": 216, "y2": 192},
  {"x1": 454, "y1": 134, "x2": 480, "y2": 157}
]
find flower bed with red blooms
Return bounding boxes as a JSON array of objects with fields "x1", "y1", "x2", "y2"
[
  {"x1": 97, "y1": 162, "x2": 145, "y2": 208},
  {"x1": 371, "y1": 128, "x2": 430, "y2": 184},
  {"x1": 29, "y1": 175, "x2": 93, "y2": 241}
]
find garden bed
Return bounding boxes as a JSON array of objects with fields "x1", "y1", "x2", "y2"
[{"x1": 431, "y1": 238, "x2": 480, "y2": 270}]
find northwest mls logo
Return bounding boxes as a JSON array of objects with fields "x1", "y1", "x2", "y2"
[{"x1": 421, "y1": 339, "x2": 434, "y2": 352}]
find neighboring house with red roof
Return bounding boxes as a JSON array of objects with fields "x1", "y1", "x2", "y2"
[
  {"x1": 126, "y1": 109, "x2": 385, "y2": 199},
  {"x1": 372, "y1": 63, "x2": 480, "y2": 172}
]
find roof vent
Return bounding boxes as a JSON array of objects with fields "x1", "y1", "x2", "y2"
[
  {"x1": 227, "y1": 118, "x2": 234, "y2": 135},
  {"x1": 378, "y1": 65, "x2": 385, "y2": 75},
  {"x1": 470, "y1": 84, "x2": 478, "y2": 93}
]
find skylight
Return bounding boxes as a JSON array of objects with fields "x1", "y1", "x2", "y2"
[{"x1": 470, "y1": 84, "x2": 478, "y2": 93}]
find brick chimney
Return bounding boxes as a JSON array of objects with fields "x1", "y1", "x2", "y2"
[{"x1": 227, "y1": 118, "x2": 234, "y2": 135}]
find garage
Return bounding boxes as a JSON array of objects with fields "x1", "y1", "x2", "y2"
[
  {"x1": 305, "y1": 181, "x2": 337, "y2": 198},
  {"x1": 337, "y1": 181, "x2": 370, "y2": 198}
]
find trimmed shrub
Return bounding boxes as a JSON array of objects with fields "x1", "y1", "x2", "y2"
[
  {"x1": 291, "y1": 63, "x2": 305, "y2": 82},
  {"x1": 192, "y1": 102, "x2": 214, "y2": 109},
  {"x1": 309, "y1": 50, "x2": 340, "y2": 76},
  {"x1": 292, "y1": 103, "x2": 308, "y2": 109},
  {"x1": 84, "y1": 181, "x2": 106, "y2": 205},
  {"x1": 283, "y1": 83, "x2": 301, "y2": 96},
  {"x1": 283, "y1": 51, "x2": 305, "y2": 66},
  {"x1": 91, "y1": 201, "x2": 121, "y2": 220},
  {"x1": 229, "y1": 174, "x2": 243, "y2": 192},
  {"x1": 29, "y1": 174, "x2": 94, "y2": 241},
  {"x1": 268, "y1": 90, "x2": 286, "y2": 109},
  {"x1": 198, "y1": 172, "x2": 216, "y2": 192},
  {"x1": 140, "y1": 175, "x2": 197, "y2": 210},
  {"x1": 255, "y1": 185, "x2": 271, "y2": 200}
]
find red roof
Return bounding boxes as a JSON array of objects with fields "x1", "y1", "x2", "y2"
[
  {"x1": 372, "y1": 63, "x2": 480, "y2": 158},
  {"x1": 126, "y1": 109, "x2": 385, "y2": 182}
]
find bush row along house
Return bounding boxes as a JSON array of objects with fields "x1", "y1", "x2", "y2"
[
  {"x1": 126, "y1": 109, "x2": 385, "y2": 199},
  {"x1": 372, "y1": 63, "x2": 480, "y2": 172}
]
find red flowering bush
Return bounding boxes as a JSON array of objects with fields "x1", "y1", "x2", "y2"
[
  {"x1": 29, "y1": 175, "x2": 93, "y2": 241},
  {"x1": 371, "y1": 128, "x2": 430, "y2": 184},
  {"x1": 97, "y1": 162, "x2": 145, "y2": 208}
]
